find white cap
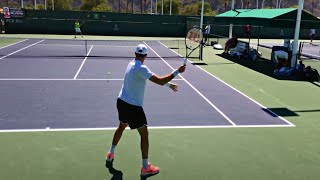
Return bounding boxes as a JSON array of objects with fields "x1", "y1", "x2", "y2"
[{"x1": 135, "y1": 44, "x2": 148, "y2": 55}]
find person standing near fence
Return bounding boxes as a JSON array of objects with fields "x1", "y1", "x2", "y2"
[
  {"x1": 310, "y1": 28, "x2": 316, "y2": 44},
  {"x1": 203, "y1": 22, "x2": 211, "y2": 46},
  {"x1": 244, "y1": 24, "x2": 251, "y2": 38}
]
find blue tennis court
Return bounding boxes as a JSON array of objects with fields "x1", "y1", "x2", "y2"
[{"x1": 0, "y1": 38, "x2": 294, "y2": 132}]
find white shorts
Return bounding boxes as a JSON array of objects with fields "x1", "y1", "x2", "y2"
[{"x1": 75, "y1": 28, "x2": 81, "y2": 33}]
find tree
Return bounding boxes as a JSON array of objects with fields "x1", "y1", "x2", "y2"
[
  {"x1": 261, "y1": 0, "x2": 266, "y2": 8},
  {"x1": 221, "y1": 0, "x2": 228, "y2": 11},
  {"x1": 141, "y1": 0, "x2": 143, "y2": 13},
  {"x1": 182, "y1": 3, "x2": 198, "y2": 15},
  {"x1": 80, "y1": 0, "x2": 113, "y2": 12},
  {"x1": 80, "y1": 0, "x2": 111, "y2": 11},
  {"x1": 92, "y1": 3, "x2": 112, "y2": 12},
  {"x1": 126, "y1": 0, "x2": 130, "y2": 12},
  {"x1": 46, "y1": 0, "x2": 73, "y2": 10},
  {"x1": 181, "y1": 1, "x2": 213, "y2": 16},
  {"x1": 196, "y1": 1, "x2": 213, "y2": 15},
  {"x1": 157, "y1": 0, "x2": 182, "y2": 15},
  {"x1": 81, "y1": 0, "x2": 98, "y2": 10},
  {"x1": 36, "y1": 4, "x2": 45, "y2": 10}
]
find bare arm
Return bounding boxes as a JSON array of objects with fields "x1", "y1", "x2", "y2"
[
  {"x1": 148, "y1": 65, "x2": 186, "y2": 86},
  {"x1": 149, "y1": 73, "x2": 175, "y2": 86}
]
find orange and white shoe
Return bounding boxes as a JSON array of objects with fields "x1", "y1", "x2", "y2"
[
  {"x1": 141, "y1": 163, "x2": 160, "y2": 177},
  {"x1": 106, "y1": 152, "x2": 114, "y2": 162}
]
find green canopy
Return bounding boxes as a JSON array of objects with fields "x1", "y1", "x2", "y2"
[{"x1": 215, "y1": 8, "x2": 320, "y2": 28}]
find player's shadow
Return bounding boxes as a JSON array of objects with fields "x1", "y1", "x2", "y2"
[
  {"x1": 105, "y1": 161, "x2": 123, "y2": 180},
  {"x1": 140, "y1": 172, "x2": 159, "y2": 180}
]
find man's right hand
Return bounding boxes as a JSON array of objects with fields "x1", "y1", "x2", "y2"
[{"x1": 178, "y1": 65, "x2": 186, "y2": 73}]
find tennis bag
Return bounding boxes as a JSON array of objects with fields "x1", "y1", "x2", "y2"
[
  {"x1": 248, "y1": 48, "x2": 260, "y2": 61},
  {"x1": 211, "y1": 41, "x2": 218, "y2": 46}
]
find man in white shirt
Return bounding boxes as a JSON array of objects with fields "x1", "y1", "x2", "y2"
[
  {"x1": 204, "y1": 22, "x2": 211, "y2": 45},
  {"x1": 310, "y1": 28, "x2": 316, "y2": 44},
  {"x1": 105, "y1": 44, "x2": 186, "y2": 177},
  {"x1": 273, "y1": 50, "x2": 288, "y2": 63}
]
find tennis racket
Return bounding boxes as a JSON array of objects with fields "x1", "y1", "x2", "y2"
[{"x1": 185, "y1": 27, "x2": 203, "y2": 51}]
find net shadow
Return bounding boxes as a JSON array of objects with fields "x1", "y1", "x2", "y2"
[{"x1": 262, "y1": 108, "x2": 299, "y2": 117}]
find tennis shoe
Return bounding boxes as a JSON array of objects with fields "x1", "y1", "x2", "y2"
[
  {"x1": 141, "y1": 162, "x2": 160, "y2": 176},
  {"x1": 105, "y1": 152, "x2": 114, "y2": 169},
  {"x1": 106, "y1": 152, "x2": 114, "y2": 162}
]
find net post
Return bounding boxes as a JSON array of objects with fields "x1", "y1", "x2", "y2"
[
  {"x1": 257, "y1": 26, "x2": 261, "y2": 52},
  {"x1": 85, "y1": 40, "x2": 88, "y2": 56},
  {"x1": 298, "y1": 42, "x2": 302, "y2": 60},
  {"x1": 178, "y1": 39, "x2": 180, "y2": 59},
  {"x1": 199, "y1": 43, "x2": 203, "y2": 61}
]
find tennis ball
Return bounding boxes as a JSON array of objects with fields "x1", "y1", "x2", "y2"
[{"x1": 107, "y1": 72, "x2": 111, "y2": 75}]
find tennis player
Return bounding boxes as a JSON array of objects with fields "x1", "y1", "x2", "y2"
[
  {"x1": 204, "y1": 22, "x2": 211, "y2": 45},
  {"x1": 105, "y1": 44, "x2": 186, "y2": 177},
  {"x1": 74, "y1": 20, "x2": 83, "y2": 38}
]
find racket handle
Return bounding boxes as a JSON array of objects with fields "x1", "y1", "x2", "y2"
[{"x1": 183, "y1": 58, "x2": 187, "y2": 65}]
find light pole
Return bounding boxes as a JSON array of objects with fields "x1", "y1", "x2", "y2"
[
  {"x1": 161, "y1": 0, "x2": 163, "y2": 15},
  {"x1": 291, "y1": 0, "x2": 304, "y2": 68},
  {"x1": 156, "y1": 0, "x2": 157, "y2": 14},
  {"x1": 169, "y1": 0, "x2": 172, "y2": 15},
  {"x1": 229, "y1": 0, "x2": 235, "y2": 38}
]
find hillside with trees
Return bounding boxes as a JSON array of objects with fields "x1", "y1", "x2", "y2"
[{"x1": 1, "y1": 0, "x2": 320, "y2": 17}]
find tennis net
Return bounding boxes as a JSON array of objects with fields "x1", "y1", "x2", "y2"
[
  {"x1": 205, "y1": 33, "x2": 229, "y2": 47},
  {"x1": 299, "y1": 42, "x2": 320, "y2": 60},
  {"x1": 299, "y1": 42, "x2": 320, "y2": 75},
  {"x1": 0, "y1": 37, "x2": 189, "y2": 60}
]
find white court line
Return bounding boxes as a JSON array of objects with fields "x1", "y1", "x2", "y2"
[
  {"x1": 0, "y1": 124, "x2": 295, "y2": 133},
  {"x1": 158, "y1": 41, "x2": 295, "y2": 127},
  {"x1": 0, "y1": 40, "x2": 45, "y2": 61},
  {"x1": 301, "y1": 53, "x2": 320, "y2": 59},
  {"x1": 73, "y1": 45, "x2": 93, "y2": 79},
  {"x1": 144, "y1": 41, "x2": 237, "y2": 126},
  {"x1": 0, "y1": 39, "x2": 29, "y2": 50},
  {"x1": 0, "y1": 78, "x2": 184, "y2": 81},
  {"x1": 34, "y1": 44, "x2": 136, "y2": 48}
]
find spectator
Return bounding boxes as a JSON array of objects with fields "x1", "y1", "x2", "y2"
[
  {"x1": 297, "y1": 60, "x2": 306, "y2": 72},
  {"x1": 273, "y1": 50, "x2": 292, "y2": 76},
  {"x1": 272, "y1": 50, "x2": 288, "y2": 64},
  {"x1": 280, "y1": 29, "x2": 284, "y2": 38},
  {"x1": 244, "y1": 24, "x2": 251, "y2": 38},
  {"x1": 223, "y1": 34, "x2": 238, "y2": 54},
  {"x1": 203, "y1": 22, "x2": 211, "y2": 46},
  {"x1": 305, "y1": 66, "x2": 312, "y2": 79},
  {"x1": 310, "y1": 28, "x2": 316, "y2": 44}
]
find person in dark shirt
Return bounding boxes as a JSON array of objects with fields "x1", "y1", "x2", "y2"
[
  {"x1": 244, "y1": 24, "x2": 251, "y2": 38},
  {"x1": 223, "y1": 34, "x2": 238, "y2": 54}
]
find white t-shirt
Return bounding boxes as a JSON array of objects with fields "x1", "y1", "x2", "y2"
[
  {"x1": 118, "y1": 60, "x2": 154, "y2": 106},
  {"x1": 205, "y1": 25, "x2": 211, "y2": 34},
  {"x1": 274, "y1": 50, "x2": 288, "y2": 59}
]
